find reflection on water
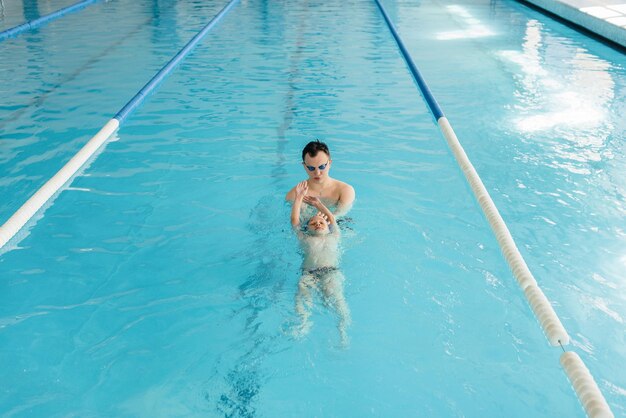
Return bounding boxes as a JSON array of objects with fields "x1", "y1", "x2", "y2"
[
  {"x1": 436, "y1": 5, "x2": 495, "y2": 40},
  {"x1": 22, "y1": 0, "x2": 40, "y2": 22},
  {"x1": 494, "y1": 16, "x2": 626, "y2": 378},
  {"x1": 499, "y1": 19, "x2": 617, "y2": 173}
]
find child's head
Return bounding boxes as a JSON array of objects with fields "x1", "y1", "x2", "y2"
[{"x1": 307, "y1": 213, "x2": 330, "y2": 235}]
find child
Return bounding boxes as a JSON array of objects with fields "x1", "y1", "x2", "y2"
[{"x1": 291, "y1": 181, "x2": 351, "y2": 346}]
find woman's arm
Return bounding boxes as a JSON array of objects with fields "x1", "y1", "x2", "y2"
[
  {"x1": 335, "y1": 183, "x2": 355, "y2": 217},
  {"x1": 285, "y1": 185, "x2": 296, "y2": 202}
]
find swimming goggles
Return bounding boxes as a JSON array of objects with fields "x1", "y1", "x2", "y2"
[{"x1": 303, "y1": 160, "x2": 329, "y2": 171}]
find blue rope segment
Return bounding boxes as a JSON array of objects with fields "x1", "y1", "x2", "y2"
[
  {"x1": 373, "y1": 0, "x2": 445, "y2": 121},
  {"x1": 0, "y1": 0, "x2": 102, "y2": 42},
  {"x1": 114, "y1": 0, "x2": 240, "y2": 123}
]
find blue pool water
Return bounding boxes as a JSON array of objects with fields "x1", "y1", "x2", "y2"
[{"x1": 1, "y1": 0, "x2": 625, "y2": 416}]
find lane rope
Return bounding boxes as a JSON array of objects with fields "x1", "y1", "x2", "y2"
[
  {"x1": 0, "y1": 0, "x2": 240, "y2": 251},
  {"x1": 114, "y1": 0, "x2": 240, "y2": 122},
  {"x1": 0, "y1": 0, "x2": 103, "y2": 41},
  {"x1": 372, "y1": 1, "x2": 613, "y2": 417}
]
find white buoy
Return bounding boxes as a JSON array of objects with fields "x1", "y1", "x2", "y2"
[
  {"x1": 560, "y1": 352, "x2": 614, "y2": 418},
  {"x1": 438, "y1": 117, "x2": 540, "y2": 291},
  {"x1": 0, "y1": 119, "x2": 119, "y2": 249},
  {"x1": 369, "y1": 11, "x2": 606, "y2": 414},
  {"x1": 523, "y1": 284, "x2": 570, "y2": 346}
]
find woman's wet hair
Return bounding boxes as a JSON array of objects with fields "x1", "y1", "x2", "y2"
[{"x1": 302, "y1": 139, "x2": 330, "y2": 161}]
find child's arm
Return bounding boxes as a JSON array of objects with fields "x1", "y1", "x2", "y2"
[{"x1": 291, "y1": 181, "x2": 308, "y2": 228}]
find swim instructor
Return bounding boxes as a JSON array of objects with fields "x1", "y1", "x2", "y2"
[{"x1": 286, "y1": 140, "x2": 355, "y2": 216}]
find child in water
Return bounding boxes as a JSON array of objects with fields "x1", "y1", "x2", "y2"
[{"x1": 291, "y1": 181, "x2": 350, "y2": 346}]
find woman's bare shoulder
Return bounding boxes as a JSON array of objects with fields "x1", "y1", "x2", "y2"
[{"x1": 334, "y1": 179, "x2": 355, "y2": 196}]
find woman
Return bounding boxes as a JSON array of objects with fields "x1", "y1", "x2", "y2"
[{"x1": 285, "y1": 140, "x2": 355, "y2": 217}]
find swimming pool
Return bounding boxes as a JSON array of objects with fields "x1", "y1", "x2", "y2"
[{"x1": 1, "y1": 0, "x2": 625, "y2": 416}]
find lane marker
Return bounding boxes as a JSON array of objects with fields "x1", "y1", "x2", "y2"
[
  {"x1": 0, "y1": 0, "x2": 240, "y2": 251},
  {"x1": 0, "y1": 0, "x2": 103, "y2": 41},
  {"x1": 373, "y1": 1, "x2": 613, "y2": 416}
]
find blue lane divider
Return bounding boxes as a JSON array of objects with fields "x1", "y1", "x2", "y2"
[
  {"x1": 372, "y1": 2, "x2": 615, "y2": 417},
  {"x1": 372, "y1": 0, "x2": 444, "y2": 120},
  {"x1": 0, "y1": 0, "x2": 240, "y2": 251},
  {"x1": 0, "y1": 0, "x2": 102, "y2": 42},
  {"x1": 115, "y1": 0, "x2": 240, "y2": 122}
]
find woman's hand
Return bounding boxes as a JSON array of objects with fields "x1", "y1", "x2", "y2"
[
  {"x1": 303, "y1": 195, "x2": 322, "y2": 209},
  {"x1": 295, "y1": 181, "x2": 308, "y2": 199}
]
